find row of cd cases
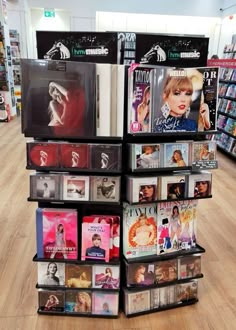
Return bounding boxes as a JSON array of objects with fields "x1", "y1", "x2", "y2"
[{"x1": 29, "y1": 171, "x2": 212, "y2": 204}]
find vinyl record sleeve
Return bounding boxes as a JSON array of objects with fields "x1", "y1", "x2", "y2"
[{"x1": 21, "y1": 59, "x2": 96, "y2": 138}]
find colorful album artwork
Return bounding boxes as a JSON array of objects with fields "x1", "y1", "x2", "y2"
[
  {"x1": 59, "y1": 143, "x2": 89, "y2": 169},
  {"x1": 38, "y1": 289, "x2": 65, "y2": 312},
  {"x1": 188, "y1": 172, "x2": 212, "y2": 198},
  {"x1": 65, "y1": 290, "x2": 92, "y2": 314},
  {"x1": 125, "y1": 290, "x2": 150, "y2": 315},
  {"x1": 177, "y1": 281, "x2": 198, "y2": 302},
  {"x1": 27, "y1": 142, "x2": 59, "y2": 168},
  {"x1": 126, "y1": 262, "x2": 155, "y2": 287},
  {"x1": 163, "y1": 142, "x2": 189, "y2": 168},
  {"x1": 132, "y1": 144, "x2": 160, "y2": 169},
  {"x1": 36, "y1": 208, "x2": 78, "y2": 259},
  {"x1": 178, "y1": 255, "x2": 201, "y2": 279},
  {"x1": 192, "y1": 141, "x2": 216, "y2": 162},
  {"x1": 65, "y1": 264, "x2": 92, "y2": 288},
  {"x1": 92, "y1": 292, "x2": 119, "y2": 315},
  {"x1": 154, "y1": 259, "x2": 178, "y2": 284},
  {"x1": 38, "y1": 262, "x2": 65, "y2": 286},
  {"x1": 93, "y1": 265, "x2": 120, "y2": 289}
]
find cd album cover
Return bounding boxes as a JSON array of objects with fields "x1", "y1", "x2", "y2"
[
  {"x1": 90, "y1": 176, "x2": 120, "y2": 202},
  {"x1": 93, "y1": 265, "x2": 120, "y2": 289},
  {"x1": 81, "y1": 222, "x2": 110, "y2": 262},
  {"x1": 132, "y1": 144, "x2": 160, "y2": 170},
  {"x1": 125, "y1": 289, "x2": 150, "y2": 315},
  {"x1": 36, "y1": 208, "x2": 78, "y2": 259},
  {"x1": 178, "y1": 255, "x2": 201, "y2": 279},
  {"x1": 65, "y1": 290, "x2": 92, "y2": 314},
  {"x1": 123, "y1": 203, "x2": 157, "y2": 259},
  {"x1": 150, "y1": 288, "x2": 160, "y2": 309},
  {"x1": 160, "y1": 175, "x2": 186, "y2": 200},
  {"x1": 27, "y1": 142, "x2": 59, "y2": 168},
  {"x1": 30, "y1": 174, "x2": 61, "y2": 200},
  {"x1": 163, "y1": 142, "x2": 189, "y2": 168},
  {"x1": 135, "y1": 34, "x2": 209, "y2": 67},
  {"x1": 90, "y1": 144, "x2": 122, "y2": 171},
  {"x1": 127, "y1": 176, "x2": 158, "y2": 204},
  {"x1": 192, "y1": 141, "x2": 216, "y2": 162},
  {"x1": 36, "y1": 31, "x2": 118, "y2": 63},
  {"x1": 127, "y1": 65, "x2": 154, "y2": 133},
  {"x1": 159, "y1": 285, "x2": 177, "y2": 306},
  {"x1": 177, "y1": 280, "x2": 198, "y2": 302},
  {"x1": 38, "y1": 289, "x2": 65, "y2": 312},
  {"x1": 21, "y1": 59, "x2": 96, "y2": 138},
  {"x1": 59, "y1": 143, "x2": 89, "y2": 169},
  {"x1": 188, "y1": 171, "x2": 212, "y2": 198},
  {"x1": 62, "y1": 175, "x2": 89, "y2": 201},
  {"x1": 126, "y1": 262, "x2": 155, "y2": 287},
  {"x1": 151, "y1": 67, "x2": 204, "y2": 133},
  {"x1": 154, "y1": 259, "x2": 178, "y2": 284},
  {"x1": 92, "y1": 292, "x2": 119, "y2": 315},
  {"x1": 38, "y1": 261, "x2": 65, "y2": 286},
  {"x1": 65, "y1": 264, "x2": 92, "y2": 288}
]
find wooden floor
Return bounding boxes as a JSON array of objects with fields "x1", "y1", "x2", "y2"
[{"x1": 0, "y1": 117, "x2": 235, "y2": 330}]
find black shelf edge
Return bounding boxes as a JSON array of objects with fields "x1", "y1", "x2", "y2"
[
  {"x1": 126, "y1": 195, "x2": 213, "y2": 205},
  {"x1": 28, "y1": 198, "x2": 122, "y2": 206},
  {"x1": 126, "y1": 274, "x2": 204, "y2": 291},
  {"x1": 36, "y1": 284, "x2": 120, "y2": 292},
  {"x1": 37, "y1": 309, "x2": 119, "y2": 318},
  {"x1": 26, "y1": 166, "x2": 122, "y2": 175},
  {"x1": 32, "y1": 254, "x2": 121, "y2": 265},
  {"x1": 130, "y1": 166, "x2": 191, "y2": 174},
  {"x1": 219, "y1": 79, "x2": 236, "y2": 84},
  {"x1": 218, "y1": 111, "x2": 236, "y2": 120},
  {"x1": 217, "y1": 145, "x2": 236, "y2": 159},
  {"x1": 25, "y1": 135, "x2": 123, "y2": 143},
  {"x1": 123, "y1": 244, "x2": 205, "y2": 264},
  {"x1": 125, "y1": 298, "x2": 198, "y2": 318},
  {"x1": 218, "y1": 95, "x2": 236, "y2": 101},
  {"x1": 218, "y1": 128, "x2": 236, "y2": 139}
]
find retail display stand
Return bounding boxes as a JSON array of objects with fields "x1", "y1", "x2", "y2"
[{"x1": 23, "y1": 55, "x2": 218, "y2": 317}]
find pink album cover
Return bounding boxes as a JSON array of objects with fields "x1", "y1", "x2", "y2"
[
  {"x1": 59, "y1": 143, "x2": 89, "y2": 169},
  {"x1": 92, "y1": 292, "x2": 119, "y2": 315},
  {"x1": 81, "y1": 222, "x2": 110, "y2": 262},
  {"x1": 27, "y1": 142, "x2": 59, "y2": 168},
  {"x1": 38, "y1": 208, "x2": 78, "y2": 259}
]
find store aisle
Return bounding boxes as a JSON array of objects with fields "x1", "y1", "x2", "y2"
[{"x1": 0, "y1": 117, "x2": 235, "y2": 330}]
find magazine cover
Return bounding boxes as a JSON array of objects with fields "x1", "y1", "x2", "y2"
[
  {"x1": 59, "y1": 143, "x2": 89, "y2": 169},
  {"x1": 197, "y1": 67, "x2": 219, "y2": 131},
  {"x1": 125, "y1": 289, "x2": 150, "y2": 315},
  {"x1": 65, "y1": 264, "x2": 92, "y2": 288},
  {"x1": 90, "y1": 176, "x2": 120, "y2": 202},
  {"x1": 21, "y1": 59, "x2": 96, "y2": 138},
  {"x1": 163, "y1": 142, "x2": 190, "y2": 168},
  {"x1": 187, "y1": 172, "x2": 212, "y2": 198},
  {"x1": 126, "y1": 262, "x2": 155, "y2": 287},
  {"x1": 192, "y1": 141, "x2": 216, "y2": 162},
  {"x1": 36, "y1": 208, "x2": 78, "y2": 259},
  {"x1": 154, "y1": 259, "x2": 178, "y2": 284},
  {"x1": 62, "y1": 175, "x2": 89, "y2": 201},
  {"x1": 157, "y1": 200, "x2": 197, "y2": 254},
  {"x1": 132, "y1": 144, "x2": 161, "y2": 170},
  {"x1": 160, "y1": 174, "x2": 186, "y2": 200},
  {"x1": 127, "y1": 65, "x2": 154, "y2": 133},
  {"x1": 151, "y1": 68, "x2": 204, "y2": 133},
  {"x1": 81, "y1": 222, "x2": 110, "y2": 262},
  {"x1": 27, "y1": 142, "x2": 59, "y2": 168},
  {"x1": 38, "y1": 262, "x2": 65, "y2": 286},
  {"x1": 30, "y1": 173, "x2": 61, "y2": 200},
  {"x1": 65, "y1": 290, "x2": 92, "y2": 314},
  {"x1": 92, "y1": 292, "x2": 119, "y2": 315},
  {"x1": 123, "y1": 203, "x2": 157, "y2": 259},
  {"x1": 90, "y1": 144, "x2": 122, "y2": 171},
  {"x1": 127, "y1": 176, "x2": 158, "y2": 203},
  {"x1": 176, "y1": 280, "x2": 198, "y2": 302},
  {"x1": 178, "y1": 255, "x2": 201, "y2": 279},
  {"x1": 38, "y1": 289, "x2": 65, "y2": 312},
  {"x1": 150, "y1": 288, "x2": 160, "y2": 309},
  {"x1": 92, "y1": 265, "x2": 120, "y2": 289}
]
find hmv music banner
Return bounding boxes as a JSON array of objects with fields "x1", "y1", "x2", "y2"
[
  {"x1": 36, "y1": 31, "x2": 118, "y2": 64},
  {"x1": 135, "y1": 34, "x2": 209, "y2": 67}
]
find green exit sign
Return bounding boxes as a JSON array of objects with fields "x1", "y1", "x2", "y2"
[{"x1": 44, "y1": 9, "x2": 55, "y2": 18}]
